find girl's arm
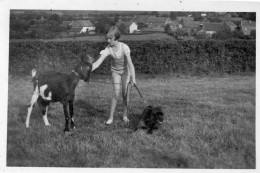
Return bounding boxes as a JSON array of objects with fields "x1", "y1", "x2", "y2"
[
  {"x1": 91, "y1": 54, "x2": 107, "y2": 72},
  {"x1": 125, "y1": 53, "x2": 136, "y2": 85}
]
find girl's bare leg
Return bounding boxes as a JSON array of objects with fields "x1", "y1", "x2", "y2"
[
  {"x1": 106, "y1": 74, "x2": 121, "y2": 124},
  {"x1": 122, "y1": 71, "x2": 131, "y2": 123}
]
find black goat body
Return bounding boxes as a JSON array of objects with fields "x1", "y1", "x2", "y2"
[
  {"x1": 135, "y1": 106, "x2": 164, "y2": 134},
  {"x1": 25, "y1": 56, "x2": 92, "y2": 133}
]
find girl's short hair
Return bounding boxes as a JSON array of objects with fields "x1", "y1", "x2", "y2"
[{"x1": 106, "y1": 26, "x2": 121, "y2": 40}]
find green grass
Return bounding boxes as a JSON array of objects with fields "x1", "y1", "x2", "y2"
[{"x1": 7, "y1": 74, "x2": 255, "y2": 168}]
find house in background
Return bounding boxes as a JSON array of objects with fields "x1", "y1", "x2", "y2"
[
  {"x1": 37, "y1": 15, "x2": 47, "y2": 23},
  {"x1": 177, "y1": 16, "x2": 195, "y2": 23},
  {"x1": 146, "y1": 17, "x2": 172, "y2": 31},
  {"x1": 220, "y1": 17, "x2": 244, "y2": 26},
  {"x1": 224, "y1": 21, "x2": 237, "y2": 31},
  {"x1": 61, "y1": 21, "x2": 73, "y2": 28},
  {"x1": 197, "y1": 22, "x2": 224, "y2": 38},
  {"x1": 132, "y1": 15, "x2": 172, "y2": 31},
  {"x1": 132, "y1": 15, "x2": 155, "y2": 27},
  {"x1": 69, "y1": 20, "x2": 95, "y2": 34},
  {"x1": 241, "y1": 20, "x2": 256, "y2": 35},
  {"x1": 182, "y1": 20, "x2": 202, "y2": 35},
  {"x1": 168, "y1": 20, "x2": 180, "y2": 32},
  {"x1": 116, "y1": 20, "x2": 138, "y2": 33}
]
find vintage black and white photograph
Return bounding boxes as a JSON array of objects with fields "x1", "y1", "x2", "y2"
[{"x1": 1, "y1": 0, "x2": 259, "y2": 171}]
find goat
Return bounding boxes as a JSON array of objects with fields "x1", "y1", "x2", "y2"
[{"x1": 25, "y1": 55, "x2": 93, "y2": 133}]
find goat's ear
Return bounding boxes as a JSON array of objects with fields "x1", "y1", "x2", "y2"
[{"x1": 86, "y1": 54, "x2": 95, "y2": 64}]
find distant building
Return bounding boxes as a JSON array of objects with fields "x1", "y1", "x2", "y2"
[
  {"x1": 132, "y1": 15, "x2": 172, "y2": 32},
  {"x1": 69, "y1": 20, "x2": 95, "y2": 34},
  {"x1": 182, "y1": 21, "x2": 201, "y2": 29},
  {"x1": 36, "y1": 15, "x2": 47, "y2": 24},
  {"x1": 146, "y1": 17, "x2": 172, "y2": 31},
  {"x1": 224, "y1": 21, "x2": 237, "y2": 31},
  {"x1": 116, "y1": 20, "x2": 138, "y2": 33},
  {"x1": 241, "y1": 20, "x2": 256, "y2": 35},
  {"x1": 177, "y1": 16, "x2": 194, "y2": 22},
  {"x1": 168, "y1": 20, "x2": 180, "y2": 32},
  {"x1": 182, "y1": 21, "x2": 202, "y2": 36},
  {"x1": 220, "y1": 17, "x2": 244, "y2": 26},
  {"x1": 198, "y1": 22, "x2": 224, "y2": 38},
  {"x1": 62, "y1": 21, "x2": 73, "y2": 27},
  {"x1": 132, "y1": 15, "x2": 155, "y2": 26}
]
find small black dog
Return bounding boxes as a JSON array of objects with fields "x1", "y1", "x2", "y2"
[{"x1": 134, "y1": 106, "x2": 164, "y2": 134}]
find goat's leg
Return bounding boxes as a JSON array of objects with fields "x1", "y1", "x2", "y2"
[
  {"x1": 43, "y1": 106, "x2": 51, "y2": 126},
  {"x1": 26, "y1": 92, "x2": 39, "y2": 128},
  {"x1": 37, "y1": 98, "x2": 50, "y2": 126},
  {"x1": 63, "y1": 102, "x2": 70, "y2": 133},
  {"x1": 37, "y1": 98, "x2": 51, "y2": 126},
  {"x1": 69, "y1": 100, "x2": 75, "y2": 129}
]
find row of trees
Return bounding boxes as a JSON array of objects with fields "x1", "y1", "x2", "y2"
[{"x1": 10, "y1": 13, "x2": 68, "y2": 39}]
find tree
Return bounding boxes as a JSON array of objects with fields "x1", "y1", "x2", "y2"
[
  {"x1": 140, "y1": 12, "x2": 149, "y2": 15},
  {"x1": 232, "y1": 29, "x2": 244, "y2": 39},
  {"x1": 114, "y1": 13, "x2": 120, "y2": 23},
  {"x1": 176, "y1": 29, "x2": 188, "y2": 36},
  {"x1": 151, "y1": 11, "x2": 159, "y2": 17},
  {"x1": 170, "y1": 12, "x2": 177, "y2": 20},
  {"x1": 208, "y1": 17, "x2": 222, "y2": 23},
  {"x1": 164, "y1": 24, "x2": 172, "y2": 34},
  {"x1": 62, "y1": 15, "x2": 73, "y2": 21},
  {"x1": 49, "y1": 14, "x2": 60, "y2": 24},
  {"x1": 237, "y1": 12, "x2": 256, "y2": 21},
  {"x1": 95, "y1": 15, "x2": 114, "y2": 34},
  {"x1": 118, "y1": 23, "x2": 127, "y2": 34},
  {"x1": 212, "y1": 27, "x2": 233, "y2": 39},
  {"x1": 250, "y1": 30, "x2": 256, "y2": 39},
  {"x1": 180, "y1": 19, "x2": 184, "y2": 25}
]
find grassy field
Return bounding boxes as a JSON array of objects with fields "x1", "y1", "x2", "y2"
[{"x1": 7, "y1": 73, "x2": 255, "y2": 168}]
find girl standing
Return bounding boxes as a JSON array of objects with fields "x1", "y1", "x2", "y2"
[{"x1": 91, "y1": 26, "x2": 136, "y2": 125}]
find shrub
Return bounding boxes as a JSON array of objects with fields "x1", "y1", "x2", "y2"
[{"x1": 9, "y1": 40, "x2": 255, "y2": 76}]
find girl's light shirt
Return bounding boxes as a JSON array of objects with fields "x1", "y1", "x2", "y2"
[{"x1": 100, "y1": 42, "x2": 130, "y2": 74}]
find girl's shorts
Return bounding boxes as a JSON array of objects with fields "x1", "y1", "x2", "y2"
[{"x1": 111, "y1": 68, "x2": 130, "y2": 83}]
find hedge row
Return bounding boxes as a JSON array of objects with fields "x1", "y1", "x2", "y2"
[{"x1": 9, "y1": 39, "x2": 255, "y2": 76}]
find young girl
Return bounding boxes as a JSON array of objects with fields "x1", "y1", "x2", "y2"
[{"x1": 91, "y1": 26, "x2": 136, "y2": 125}]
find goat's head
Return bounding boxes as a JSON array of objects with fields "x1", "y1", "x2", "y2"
[{"x1": 74, "y1": 55, "x2": 94, "y2": 82}]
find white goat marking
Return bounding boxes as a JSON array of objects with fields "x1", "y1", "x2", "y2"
[
  {"x1": 39, "y1": 85, "x2": 52, "y2": 101},
  {"x1": 25, "y1": 86, "x2": 39, "y2": 128},
  {"x1": 43, "y1": 106, "x2": 51, "y2": 126}
]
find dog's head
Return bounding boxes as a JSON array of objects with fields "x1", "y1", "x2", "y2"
[
  {"x1": 152, "y1": 106, "x2": 164, "y2": 124},
  {"x1": 142, "y1": 106, "x2": 164, "y2": 126}
]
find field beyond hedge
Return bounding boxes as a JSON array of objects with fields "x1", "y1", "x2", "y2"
[{"x1": 9, "y1": 39, "x2": 255, "y2": 76}]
